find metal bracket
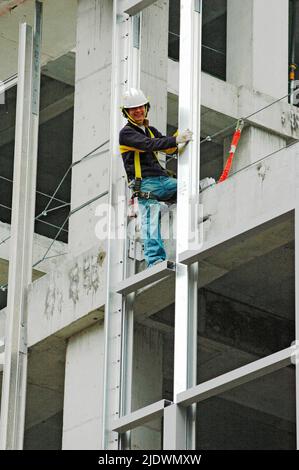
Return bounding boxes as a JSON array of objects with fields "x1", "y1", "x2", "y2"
[
  {"x1": 128, "y1": 239, "x2": 135, "y2": 259},
  {"x1": 128, "y1": 239, "x2": 144, "y2": 260}
]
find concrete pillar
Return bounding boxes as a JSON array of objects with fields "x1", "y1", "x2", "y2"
[
  {"x1": 140, "y1": 0, "x2": 169, "y2": 134},
  {"x1": 227, "y1": 0, "x2": 288, "y2": 98},
  {"x1": 62, "y1": 318, "x2": 163, "y2": 451},
  {"x1": 69, "y1": 0, "x2": 112, "y2": 257},
  {"x1": 131, "y1": 324, "x2": 163, "y2": 450},
  {"x1": 224, "y1": 126, "x2": 286, "y2": 175},
  {"x1": 226, "y1": 0, "x2": 288, "y2": 173},
  {"x1": 62, "y1": 323, "x2": 104, "y2": 449}
]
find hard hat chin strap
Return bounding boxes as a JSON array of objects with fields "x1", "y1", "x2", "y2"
[
  {"x1": 123, "y1": 109, "x2": 140, "y2": 126},
  {"x1": 122, "y1": 103, "x2": 150, "y2": 126}
]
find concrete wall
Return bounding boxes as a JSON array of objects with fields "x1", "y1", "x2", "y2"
[
  {"x1": 227, "y1": 0, "x2": 288, "y2": 98},
  {"x1": 131, "y1": 324, "x2": 163, "y2": 450},
  {"x1": 69, "y1": 0, "x2": 112, "y2": 257},
  {"x1": 140, "y1": 0, "x2": 169, "y2": 134},
  {"x1": 62, "y1": 322, "x2": 105, "y2": 449}
]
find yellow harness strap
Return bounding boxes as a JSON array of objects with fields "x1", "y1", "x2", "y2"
[
  {"x1": 147, "y1": 128, "x2": 177, "y2": 155},
  {"x1": 119, "y1": 128, "x2": 177, "y2": 180},
  {"x1": 119, "y1": 145, "x2": 145, "y2": 180},
  {"x1": 134, "y1": 150, "x2": 142, "y2": 179},
  {"x1": 119, "y1": 145, "x2": 146, "y2": 154}
]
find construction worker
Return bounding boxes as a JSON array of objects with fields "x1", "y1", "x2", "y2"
[{"x1": 119, "y1": 88, "x2": 193, "y2": 268}]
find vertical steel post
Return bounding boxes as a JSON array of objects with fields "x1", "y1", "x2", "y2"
[
  {"x1": 171, "y1": 0, "x2": 202, "y2": 450},
  {"x1": 119, "y1": 12, "x2": 142, "y2": 450},
  {"x1": 295, "y1": 152, "x2": 299, "y2": 450},
  {"x1": 102, "y1": 1, "x2": 131, "y2": 450},
  {"x1": 0, "y1": 1, "x2": 42, "y2": 450}
]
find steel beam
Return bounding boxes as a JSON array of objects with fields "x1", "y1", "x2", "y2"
[
  {"x1": 1, "y1": 74, "x2": 18, "y2": 93},
  {"x1": 116, "y1": 261, "x2": 175, "y2": 295},
  {"x1": 118, "y1": 0, "x2": 156, "y2": 16},
  {"x1": 119, "y1": 12, "x2": 143, "y2": 451},
  {"x1": 295, "y1": 151, "x2": 299, "y2": 450},
  {"x1": 102, "y1": 3, "x2": 131, "y2": 450},
  {"x1": 0, "y1": 2, "x2": 42, "y2": 450},
  {"x1": 170, "y1": 0, "x2": 202, "y2": 451},
  {"x1": 112, "y1": 399, "x2": 171, "y2": 434},
  {"x1": 163, "y1": 404, "x2": 186, "y2": 450},
  {"x1": 176, "y1": 347, "x2": 293, "y2": 408}
]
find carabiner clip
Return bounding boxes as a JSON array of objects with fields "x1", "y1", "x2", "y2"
[{"x1": 236, "y1": 119, "x2": 244, "y2": 132}]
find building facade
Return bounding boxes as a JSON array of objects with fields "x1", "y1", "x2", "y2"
[{"x1": 0, "y1": 0, "x2": 298, "y2": 450}]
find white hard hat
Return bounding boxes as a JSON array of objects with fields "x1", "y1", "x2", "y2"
[{"x1": 122, "y1": 88, "x2": 149, "y2": 109}]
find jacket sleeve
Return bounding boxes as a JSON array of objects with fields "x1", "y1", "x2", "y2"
[{"x1": 119, "y1": 125, "x2": 177, "y2": 152}]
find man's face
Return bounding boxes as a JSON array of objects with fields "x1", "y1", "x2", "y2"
[{"x1": 128, "y1": 105, "x2": 145, "y2": 125}]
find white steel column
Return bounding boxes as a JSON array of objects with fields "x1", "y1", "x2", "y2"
[
  {"x1": 120, "y1": 12, "x2": 142, "y2": 450},
  {"x1": 172, "y1": 0, "x2": 202, "y2": 450},
  {"x1": 295, "y1": 151, "x2": 299, "y2": 450},
  {"x1": 0, "y1": 2, "x2": 42, "y2": 450},
  {"x1": 102, "y1": 0, "x2": 131, "y2": 449}
]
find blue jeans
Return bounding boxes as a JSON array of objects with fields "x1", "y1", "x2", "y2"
[{"x1": 137, "y1": 176, "x2": 177, "y2": 267}]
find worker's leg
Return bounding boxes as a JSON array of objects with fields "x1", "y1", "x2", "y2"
[
  {"x1": 140, "y1": 176, "x2": 177, "y2": 201},
  {"x1": 138, "y1": 198, "x2": 166, "y2": 267},
  {"x1": 161, "y1": 176, "x2": 177, "y2": 200}
]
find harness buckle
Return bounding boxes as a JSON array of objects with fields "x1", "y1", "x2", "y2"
[{"x1": 134, "y1": 178, "x2": 142, "y2": 192}]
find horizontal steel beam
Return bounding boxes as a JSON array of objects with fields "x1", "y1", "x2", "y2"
[
  {"x1": 2, "y1": 74, "x2": 18, "y2": 91},
  {"x1": 118, "y1": 0, "x2": 157, "y2": 16},
  {"x1": 115, "y1": 261, "x2": 175, "y2": 295},
  {"x1": 176, "y1": 347, "x2": 293, "y2": 407},
  {"x1": 112, "y1": 399, "x2": 172, "y2": 433}
]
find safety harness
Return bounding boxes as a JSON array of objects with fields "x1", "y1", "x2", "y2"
[{"x1": 119, "y1": 124, "x2": 177, "y2": 202}]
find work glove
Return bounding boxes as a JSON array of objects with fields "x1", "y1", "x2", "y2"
[{"x1": 176, "y1": 129, "x2": 193, "y2": 144}]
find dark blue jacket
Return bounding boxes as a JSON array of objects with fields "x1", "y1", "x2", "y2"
[{"x1": 119, "y1": 122, "x2": 177, "y2": 181}]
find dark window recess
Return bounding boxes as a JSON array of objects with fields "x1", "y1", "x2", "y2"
[
  {"x1": 168, "y1": 0, "x2": 180, "y2": 61},
  {"x1": 169, "y1": 0, "x2": 227, "y2": 81},
  {"x1": 0, "y1": 75, "x2": 73, "y2": 244}
]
